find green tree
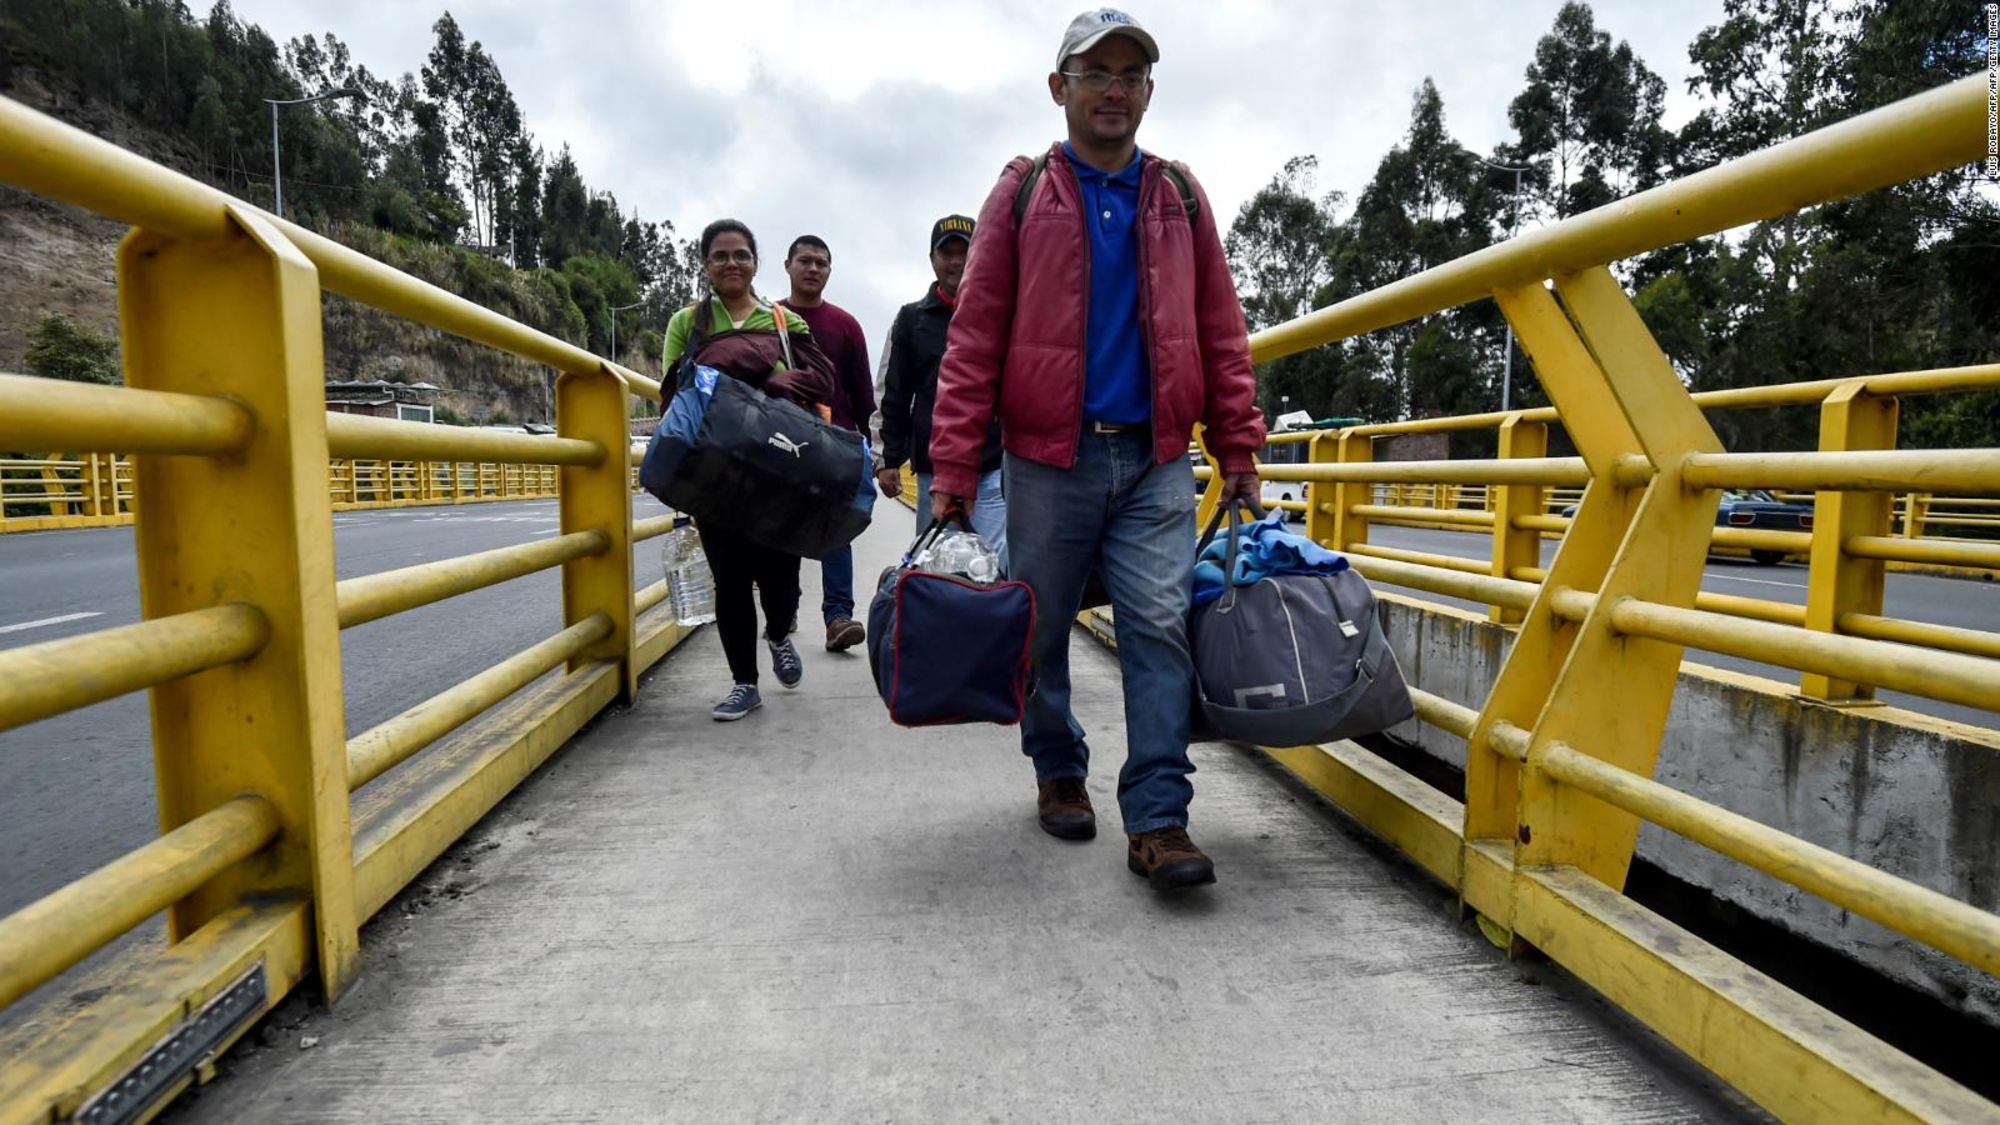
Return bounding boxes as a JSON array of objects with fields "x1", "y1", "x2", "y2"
[
  {"x1": 1508, "y1": 2, "x2": 1669, "y2": 220},
  {"x1": 26, "y1": 314, "x2": 121, "y2": 385},
  {"x1": 1224, "y1": 156, "x2": 1387, "y2": 424},
  {"x1": 1324, "y1": 80, "x2": 1506, "y2": 428},
  {"x1": 503, "y1": 140, "x2": 544, "y2": 267},
  {"x1": 421, "y1": 14, "x2": 523, "y2": 248},
  {"x1": 539, "y1": 146, "x2": 589, "y2": 264},
  {"x1": 1227, "y1": 156, "x2": 1339, "y2": 330},
  {"x1": 561, "y1": 255, "x2": 640, "y2": 354}
]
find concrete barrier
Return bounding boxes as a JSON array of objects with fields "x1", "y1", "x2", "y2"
[{"x1": 1380, "y1": 593, "x2": 2000, "y2": 1027}]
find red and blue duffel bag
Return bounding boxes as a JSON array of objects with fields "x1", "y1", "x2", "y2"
[{"x1": 866, "y1": 521, "x2": 1035, "y2": 727}]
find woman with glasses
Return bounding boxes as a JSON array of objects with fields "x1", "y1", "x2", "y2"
[{"x1": 663, "y1": 218, "x2": 836, "y2": 721}]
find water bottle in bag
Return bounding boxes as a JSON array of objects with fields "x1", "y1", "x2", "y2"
[
  {"x1": 913, "y1": 527, "x2": 1001, "y2": 585},
  {"x1": 662, "y1": 517, "x2": 717, "y2": 625}
]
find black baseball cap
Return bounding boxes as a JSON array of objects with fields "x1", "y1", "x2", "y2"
[{"x1": 931, "y1": 214, "x2": 975, "y2": 251}]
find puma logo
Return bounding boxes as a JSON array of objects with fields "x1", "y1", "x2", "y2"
[{"x1": 767, "y1": 432, "x2": 808, "y2": 457}]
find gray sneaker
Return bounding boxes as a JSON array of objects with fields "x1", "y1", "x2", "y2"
[
  {"x1": 769, "y1": 636, "x2": 804, "y2": 688},
  {"x1": 712, "y1": 683, "x2": 762, "y2": 721}
]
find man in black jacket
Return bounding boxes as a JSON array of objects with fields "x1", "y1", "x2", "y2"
[{"x1": 870, "y1": 215, "x2": 1007, "y2": 563}]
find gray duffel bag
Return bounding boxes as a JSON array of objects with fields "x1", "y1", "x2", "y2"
[{"x1": 1188, "y1": 503, "x2": 1415, "y2": 746}]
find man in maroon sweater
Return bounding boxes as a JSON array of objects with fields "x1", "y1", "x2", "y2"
[{"x1": 782, "y1": 235, "x2": 876, "y2": 652}]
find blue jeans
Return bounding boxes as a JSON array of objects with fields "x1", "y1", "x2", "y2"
[
  {"x1": 916, "y1": 469, "x2": 1009, "y2": 576},
  {"x1": 821, "y1": 546, "x2": 854, "y2": 624},
  {"x1": 1003, "y1": 430, "x2": 1198, "y2": 834}
]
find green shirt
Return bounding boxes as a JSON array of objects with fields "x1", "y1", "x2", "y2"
[{"x1": 662, "y1": 297, "x2": 810, "y2": 367}]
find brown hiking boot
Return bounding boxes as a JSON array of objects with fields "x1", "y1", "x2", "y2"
[
  {"x1": 825, "y1": 616, "x2": 865, "y2": 652},
  {"x1": 1127, "y1": 827, "x2": 1216, "y2": 890},
  {"x1": 1036, "y1": 777, "x2": 1096, "y2": 840}
]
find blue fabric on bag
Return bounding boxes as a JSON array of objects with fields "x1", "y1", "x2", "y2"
[
  {"x1": 1191, "y1": 511, "x2": 1350, "y2": 608},
  {"x1": 638, "y1": 364, "x2": 719, "y2": 496}
]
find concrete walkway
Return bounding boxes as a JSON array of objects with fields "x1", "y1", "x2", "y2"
[{"x1": 172, "y1": 514, "x2": 1754, "y2": 1123}]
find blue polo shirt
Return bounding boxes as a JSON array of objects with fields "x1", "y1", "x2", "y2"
[{"x1": 1066, "y1": 142, "x2": 1151, "y2": 425}]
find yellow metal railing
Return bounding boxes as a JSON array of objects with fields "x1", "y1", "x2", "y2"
[
  {"x1": 0, "y1": 447, "x2": 567, "y2": 531},
  {"x1": 2, "y1": 66, "x2": 1997, "y2": 1125},
  {"x1": 1181, "y1": 72, "x2": 2000, "y2": 1123},
  {"x1": 0, "y1": 94, "x2": 682, "y2": 1123},
  {"x1": 1249, "y1": 361, "x2": 2000, "y2": 675}
]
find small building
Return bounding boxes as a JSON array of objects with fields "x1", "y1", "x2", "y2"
[{"x1": 326, "y1": 380, "x2": 441, "y2": 423}]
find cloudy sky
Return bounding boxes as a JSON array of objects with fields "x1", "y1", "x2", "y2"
[{"x1": 226, "y1": 0, "x2": 1727, "y2": 354}]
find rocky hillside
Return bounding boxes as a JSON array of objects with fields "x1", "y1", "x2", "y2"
[{"x1": 1, "y1": 74, "x2": 661, "y2": 427}]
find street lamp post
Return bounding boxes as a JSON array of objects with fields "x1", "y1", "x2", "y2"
[
  {"x1": 608, "y1": 300, "x2": 643, "y2": 365},
  {"x1": 263, "y1": 88, "x2": 358, "y2": 219},
  {"x1": 1478, "y1": 157, "x2": 1532, "y2": 414}
]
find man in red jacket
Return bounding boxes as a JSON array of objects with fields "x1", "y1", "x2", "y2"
[{"x1": 928, "y1": 7, "x2": 1264, "y2": 891}]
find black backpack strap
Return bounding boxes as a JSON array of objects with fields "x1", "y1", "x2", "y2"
[
  {"x1": 1161, "y1": 160, "x2": 1199, "y2": 223},
  {"x1": 671, "y1": 299, "x2": 714, "y2": 387},
  {"x1": 1011, "y1": 151, "x2": 1050, "y2": 227},
  {"x1": 1014, "y1": 150, "x2": 1199, "y2": 225}
]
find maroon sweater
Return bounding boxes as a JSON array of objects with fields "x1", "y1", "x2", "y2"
[{"x1": 780, "y1": 299, "x2": 874, "y2": 432}]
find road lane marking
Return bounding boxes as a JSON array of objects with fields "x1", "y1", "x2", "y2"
[
  {"x1": 1707, "y1": 573, "x2": 1808, "y2": 589},
  {"x1": 0, "y1": 611, "x2": 103, "y2": 635}
]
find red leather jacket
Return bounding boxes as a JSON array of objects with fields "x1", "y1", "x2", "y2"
[{"x1": 927, "y1": 143, "x2": 1265, "y2": 499}]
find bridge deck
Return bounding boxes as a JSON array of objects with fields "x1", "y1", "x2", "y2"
[{"x1": 169, "y1": 516, "x2": 1752, "y2": 1123}]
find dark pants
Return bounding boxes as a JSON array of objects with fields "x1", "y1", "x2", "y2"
[
  {"x1": 698, "y1": 522, "x2": 801, "y2": 687},
  {"x1": 821, "y1": 545, "x2": 854, "y2": 624},
  {"x1": 1005, "y1": 429, "x2": 1199, "y2": 833}
]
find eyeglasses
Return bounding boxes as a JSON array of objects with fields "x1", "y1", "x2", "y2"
[
  {"x1": 1059, "y1": 69, "x2": 1149, "y2": 94},
  {"x1": 705, "y1": 250, "x2": 756, "y2": 266}
]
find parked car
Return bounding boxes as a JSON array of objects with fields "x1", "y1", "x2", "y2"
[
  {"x1": 1260, "y1": 482, "x2": 1301, "y2": 509},
  {"x1": 1560, "y1": 489, "x2": 1812, "y2": 565}
]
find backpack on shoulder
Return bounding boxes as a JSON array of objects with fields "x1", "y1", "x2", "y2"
[{"x1": 1011, "y1": 150, "x2": 1199, "y2": 226}]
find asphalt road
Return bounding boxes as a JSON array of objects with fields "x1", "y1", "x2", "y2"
[
  {"x1": 0, "y1": 496, "x2": 675, "y2": 917},
  {"x1": 1367, "y1": 524, "x2": 2000, "y2": 728},
  {"x1": 3, "y1": 501, "x2": 1995, "y2": 920}
]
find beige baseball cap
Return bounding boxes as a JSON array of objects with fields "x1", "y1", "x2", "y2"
[{"x1": 1056, "y1": 8, "x2": 1160, "y2": 69}]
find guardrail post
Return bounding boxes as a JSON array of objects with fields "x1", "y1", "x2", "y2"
[
  {"x1": 1489, "y1": 414, "x2": 1547, "y2": 624},
  {"x1": 41, "y1": 461, "x2": 69, "y2": 517},
  {"x1": 557, "y1": 366, "x2": 636, "y2": 699},
  {"x1": 1511, "y1": 269, "x2": 1723, "y2": 892},
  {"x1": 1901, "y1": 492, "x2": 1929, "y2": 538},
  {"x1": 1330, "y1": 431, "x2": 1372, "y2": 551},
  {"x1": 1302, "y1": 430, "x2": 1339, "y2": 547},
  {"x1": 1801, "y1": 385, "x2": 1896, "y2": 702},
  {"x1": 1193, "y1": 426, "x2": 1224, "y2": 531},
  {"x1": 119, "y1": 204, "x2": 361, "y2": 1000},
  {"x1": 86, "y1": 452, "x2": 105, "y2": 519}
]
